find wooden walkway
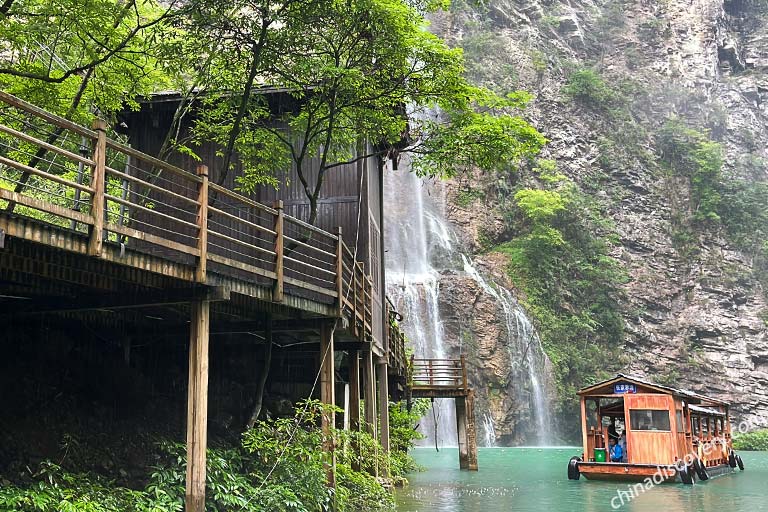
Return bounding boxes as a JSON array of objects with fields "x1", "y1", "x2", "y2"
[
  {"x1": 0, "y1": 91, "x2": 375, "y2": 341},
  {"x1": 410, "y1": 357, "x2": 478, "y2": 470}
]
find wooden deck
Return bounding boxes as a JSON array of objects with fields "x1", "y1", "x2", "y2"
[
  {"x1": 410, "y1": 356, "x2": 478, "y2": 470},
  {"x1": 0, "y1": 91, "x2": 375, "y2": 344}
]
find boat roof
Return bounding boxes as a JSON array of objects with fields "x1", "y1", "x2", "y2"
[
  {"x1": 577, "y1": 373, "x2": 729, "y2": 407},
  {"x1": 688, "y1": 404, "x2": 727, "y2": 417}
]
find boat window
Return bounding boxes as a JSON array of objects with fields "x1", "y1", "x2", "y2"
[
  {"x1": 629, "y1": 409, "x2": 671, "y2": 431},
  {"x1": 692, "y1": 416, "x2": 700, "y2": 435},
  {"x1": 586, "y1": 400, "x2": 599, "y2": 429},
  {"x1": 676, "y1": 410, "x2": 684, "y2": 432}
]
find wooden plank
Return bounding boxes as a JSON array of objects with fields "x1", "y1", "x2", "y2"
[
  {"x1": 336, "y1": 227, "x2": 343, "y2": 317},
  {"x1": 106, "y1": 139, "x2": 202, "y2": 183},
  {"x1": 105, "y1": 222, "x2": 200, "y2": 257},
  {"x1": 208, "y1": 182, "x2": 277, "y2": 215},
  {"x1": 0, "y1": 188, "x2": 93, "y2": 225},
  {"x1": 284, "y1": 254, "x2": 337, "y2": 277},
  {"x1": 285, "y1": 214, "x2": 338, "y2": 242},
  {"x1": 207, "y1": 227, "x2": 276, "y2": 257},
  {"x1": 283, "y1": 275, "x2": 338, "y2": 297},
  {"x1": 185, "y1": 300, "x2": 210, "y2": 512},
  {"x1": 207, "y1": 252, "x2": 277, "y2": 281},
  {"x1": 0, "y1": 91, "x2": 98, "y2": 139},
  {"x1": 106, "y1": 165, "x2": 198, "y2": 205},
  {"x1": 0, "y1": 123, "x2": 95, "y2": 167},
  {"x1": 284, "y1": 234, "x2": 337, "y2": 259},
  {"x1": 208, "y1": 204, "x2": 277, "y2": 236},
  {"x1": 0, "y1": 155, "x2": 94, "y2": 193},
  {"x1": 105, "y1": 193, "x2": 199, "y2": 230}
]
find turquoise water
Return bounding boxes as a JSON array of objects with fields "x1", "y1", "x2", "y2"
[{"x1": 395, "y1": 448, "x2": 768, "y2": 511}]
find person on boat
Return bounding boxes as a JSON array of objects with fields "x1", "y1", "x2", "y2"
[
  {"x1": 618, "y1": 431, "x2": 627, "y2": 462},
  {"x1": 609, "y1": 437, "x2": 623, "y2": 462}
]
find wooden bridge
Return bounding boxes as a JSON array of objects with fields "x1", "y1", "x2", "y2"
[
  {"x1": 411, "y1": 356, "x2": 478, "y2": 470},
  {"x1": 0, "y1": 91, "x2": 407, "y2": 507}
]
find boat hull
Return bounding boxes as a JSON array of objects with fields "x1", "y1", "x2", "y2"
[{"x1": 577, "y1": 462, "x2": 735, "y2": 483}]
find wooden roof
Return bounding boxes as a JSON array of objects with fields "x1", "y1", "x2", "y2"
[{"x1": 578, "y1": 373, "x2": 729, "y2": 407}]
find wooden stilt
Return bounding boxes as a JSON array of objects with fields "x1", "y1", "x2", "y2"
[
  {"x1": 466, "y1": 390, "x2": 478, "y2": 471},
  {"x1": 348, "y1": 350, "x2": 361, "y2": 471},
  {"x1": 320, "y1": 322, "x2": 336, "y2": 487},
  {"x1": 362, "y1": 350, "x2": 377, "y2": 476},
  {"x1": 456, "y1": 395, "x2": 469, "y2": 470},
  {"x1": 377, "y1": 361, "x2": 391, "y2": 477},
  {"x1": 185, "y1": 300, "x2": 210, "y2": 512}
]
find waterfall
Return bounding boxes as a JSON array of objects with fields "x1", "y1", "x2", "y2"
[
  {"x1": 462, "y1": 257, "x2": 553, "y2": 445},
  {"x1": 384, "y1": 161, "x2": 457, "y2": 448},
  {"x1": 384, "y1": 160, "x2": 554, "y2": 447}
]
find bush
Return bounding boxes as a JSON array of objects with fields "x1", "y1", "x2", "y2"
[
  {"x1": 0, "y1": 399, "x2": 410, "y2": 512},
  {"x1": 563, "y1": 68, "x2": 620, "y2": 110},
  {"x1": 733, "y1": 429, "x2": 768, "y2": 451}
]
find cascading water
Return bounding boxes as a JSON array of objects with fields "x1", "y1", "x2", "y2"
[
  {"x1": 462, "y1": 257, "x2": 553, "y2": 445},
  {"x1": 384, "y1": 160, "x2": 456, "y2": 448},
  {"x1": 385, "y1": 160, "x2": 554, "y2": 446}
]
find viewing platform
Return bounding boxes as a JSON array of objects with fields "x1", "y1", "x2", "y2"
[{"x1": 410, "y1": 356, "x2": 478, "y2": 470}]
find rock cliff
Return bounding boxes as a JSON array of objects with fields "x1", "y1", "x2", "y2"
[{"x1": 424, "y1": 0, "x2": 768, "y2": 439}]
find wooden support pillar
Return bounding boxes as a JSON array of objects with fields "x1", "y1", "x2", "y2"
[
  {"x1": 456, "y1": 395, "x2": 469, "y2": 470},
  {"x1": 466, "y1": 389, "x2": 478, "y2": 471},
  {"x1": 455, "y1": 390, "x2": 478, "y2": 471},
  {"x1": 362, "y1": 350, "x2": 377, "y2": 441},
  {"x1": 348, "y1": 350, "x2": 361, "y2": 470},
  {"x1": 377, "y1": 361, "x2": 390, "y2": 454},
  {"x1": 320, "y1": 322, "x2": 336, "y2": 487},
  {"x1": 185, "y1": 300, "x2": 210, "y2": 512}
]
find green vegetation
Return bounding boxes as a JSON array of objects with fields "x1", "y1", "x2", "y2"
[
  {"x1": 495, "y1": 160, "x2": 627, "y2": 427},
  {"x1": 733, "y1": 429, "x2": 768, "y2": 451},
  {"x1": 657, "y1": 118, "x2": 723, "y2": 223},
  {"x1": 0, "y1": 399, "x2": 426, "y2": 511},
  {"x1": 562, "y1": 68, "x2": 623, "y2": 111}
]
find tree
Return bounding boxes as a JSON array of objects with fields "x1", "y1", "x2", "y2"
[{"x1": 189, "y1": 0, "x2": 545, "y2": 224}]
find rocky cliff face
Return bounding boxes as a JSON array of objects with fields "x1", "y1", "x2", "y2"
[{"x1": 425, "y1": 0, "x2": 768, "y2": 435}]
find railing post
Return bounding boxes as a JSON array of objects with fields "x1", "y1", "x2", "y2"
[
  {"x1": 273, "y1": 200, "x2": 284, "y2": 302},
  {"x1": 87, "y1": 119, "x2": 107, "y2": 257},
  {"x1": 195, "y1": 165, "x2": 209, "y2": 283},
  {"x1": 336, "y1": 227, "x2": 343, "y2": 318},
  {"x1": 352, "y1": 264, "x2": 359, "y2": 337}
]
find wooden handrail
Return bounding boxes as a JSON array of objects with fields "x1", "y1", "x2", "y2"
[{"x1": 0, "y1": 91, "x2": 376, "y2": 343}]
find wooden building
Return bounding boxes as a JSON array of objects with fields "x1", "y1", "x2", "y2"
[{"x1": 0, "y1": 90, "x2": 410, "y2": 511}]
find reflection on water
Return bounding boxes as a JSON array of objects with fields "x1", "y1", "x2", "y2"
[{"x1": 396, "y1": 448, "x2": 768, "y2": 512}]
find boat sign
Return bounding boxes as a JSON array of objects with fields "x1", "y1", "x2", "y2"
[{"x1": 614, "y1": 383, "x2": 636, "y2": 394}]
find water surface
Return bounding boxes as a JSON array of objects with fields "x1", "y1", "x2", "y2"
[{"x1": 396, "y1": 447, "x2": 767, "y2": 511}]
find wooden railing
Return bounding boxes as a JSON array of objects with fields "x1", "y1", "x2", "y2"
[
  {"x1": 0, "y1": 91, "x2": 373, "y2": 340},
  {"x1": 410, "y1": 356, "x2": 468, "y2": 390}
]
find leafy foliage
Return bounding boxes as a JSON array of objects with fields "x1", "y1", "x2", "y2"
[
  {"x1": 733, "y1": 429, "x2": 768, "y2": 451},
  {"x1": 657, "y1": 118, "x2": 723, "y2": 223},
  {"x1": 0, "y1": 400, "x2": 413, "y2": 511},
  {"x1": 495, "y1": 161, "x2": 627, "y2": 430},
  {"x1": 563, "y1": 68, "x2": 622, "y2": 110}
]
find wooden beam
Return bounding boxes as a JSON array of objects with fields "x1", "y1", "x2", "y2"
[
  {"x1": 363, "y1": 349, "x2": 377, "y2": 442},
  {"x1": 0, "y1": 286, "x2": 229, "y2": 315},
  {"x1": 465, "y1": 389, "x2": 478, "y2": 471},
  {"x1": 377, "y1": 360, "x2": 390, "y2": 477},
  {"x1": 348, "y1": 350, "x2": 361, "y2": 471},
  {"x1": 456, "y1": 395, "x2": 469, "y2": 470},
  {"x1": 320, "y1": 321, "x2": 336, "y2": 487},
  {"x1": 185, "y1": 300, "x2": 210, "y2": 512}
]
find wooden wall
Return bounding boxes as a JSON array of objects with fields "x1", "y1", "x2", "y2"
[
  {"x1": 624, "y1": 394, "x2": 676, "y2": 464},
  {"x1": 121, "y1": 95, "x2": 386, "y2": 349}
]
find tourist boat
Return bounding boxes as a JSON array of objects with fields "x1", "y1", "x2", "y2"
[{"x1": 567, "y1": 374, "x2": 745, "y2": 484}]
